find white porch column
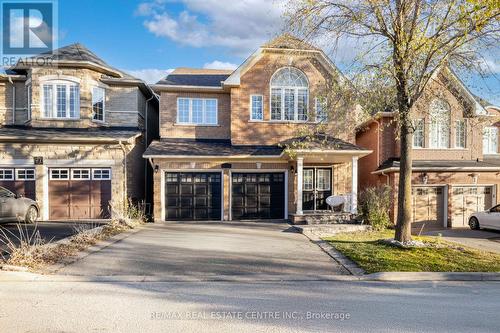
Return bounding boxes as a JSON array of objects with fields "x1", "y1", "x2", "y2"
[
  {"x1": 296, "y1": 157, "x2": 304, "y2": 215},
  {"x1": 351, "y1": 156, "x2": 359, "y2": 214}
]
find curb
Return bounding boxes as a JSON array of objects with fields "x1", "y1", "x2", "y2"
[
  {"x1": 44, "y1": 225, "x2": 145, "y2": 274},
  {"x1": 362, "y1": 272, "x2": 500, "y2": 282},
  {"x1": 298, "y1": 228, "x2": 365, "y2": 276}
]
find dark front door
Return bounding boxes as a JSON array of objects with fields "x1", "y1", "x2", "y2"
[
  {"x1": 165, "y1": 172, "x2": 222, "y2": 221},
  {"x1": 303, "y1": 168, "x2": 332, "y2": 211},
  {"x1": 231, "y1": 173, "x2": 285, "y2": 220}
]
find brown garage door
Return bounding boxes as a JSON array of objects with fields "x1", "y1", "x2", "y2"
[
  {"x1": 451, "y1": 186, "x2": 493, "y2": 228},
  {"x1": 412, "y1": 186, "x2": 445, "y2": 228},
  {"x1": 49, "y1": 168, "x2": 111, "y2": 220},
  {"x1": 0, "y1": 168, "x2": 36, "y2": 200}
]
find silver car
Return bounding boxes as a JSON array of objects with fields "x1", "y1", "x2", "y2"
[
  {"x1": 0, "y1": 186, "x2": 39, "y2": 224},
  {"x1": 469, "y1": 204, "x2": 500, "y2": 231}
]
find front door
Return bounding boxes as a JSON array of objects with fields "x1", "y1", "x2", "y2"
[{"x1": 303, "y1": 168, "x2": 332, "y2": 211}]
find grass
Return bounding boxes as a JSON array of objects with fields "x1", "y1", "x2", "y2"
[{"x1": 324, "y1": 230, "x2": 500, "y2": 273}]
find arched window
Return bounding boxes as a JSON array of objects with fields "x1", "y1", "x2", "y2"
[
  {"x1": 270, "y1": 67, "x2": 309, "y2": 121},
  {"x1": 429, "y1": 99, "x2": 450, "y2": 148},
  {"x1": 41, "y1": 79, "x2": 80, "y2": 119}
]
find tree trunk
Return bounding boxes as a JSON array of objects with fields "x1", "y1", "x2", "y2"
[{"x1": 395, "y1": 105, "x2": 413, "y2": 242}]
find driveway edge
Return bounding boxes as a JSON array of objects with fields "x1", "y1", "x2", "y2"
[
  {"x1": 43, "y1": 225, "x2": 146, "y2": 274},
  {"x1": 296, "y1": 227, "x2": 365, "y2": 276}
]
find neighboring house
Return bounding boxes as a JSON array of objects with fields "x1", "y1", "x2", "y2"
[
  {"x1": 144, "y1": 35, "x2": 371, "y2": 223},
  {"x1": 356, "y1": 67, "x2": 500, "y2": 229},
  {"x1": 0, "y1": 44, "x2": 159, "y2": 221}
]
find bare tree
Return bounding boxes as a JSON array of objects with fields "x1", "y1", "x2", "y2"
[{"x1": 285, "y1": 0, "x2": 500, "y2": 242}]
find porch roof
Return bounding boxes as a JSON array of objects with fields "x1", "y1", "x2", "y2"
[{"x1": 373, "y1": 158, "x2": 500, "y2": 174}]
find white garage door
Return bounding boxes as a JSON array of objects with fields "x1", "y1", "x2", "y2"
[
  {"x1": 451, "y1": 186, "x2": 494, "y2": 228},
  {"x1": 411, "y1": 186, "x2": 445, "y2": 229}
]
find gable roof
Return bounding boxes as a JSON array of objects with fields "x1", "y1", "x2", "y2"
[{"x1": 263, "y1": 33, "x2": 320, "y2": 51}]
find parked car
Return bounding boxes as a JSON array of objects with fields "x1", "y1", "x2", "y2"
[
  {"x1": 0, "y1": 186, "x2": 39, "y2": 224},
  {"x1": 469, "y1": 204, "x2": 500, "y2": 231}
]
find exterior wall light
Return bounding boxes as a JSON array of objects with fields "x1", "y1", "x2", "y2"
[
  {"x1": 154, "y1": 165, "x2": 159, "y2": 173},
  {"x1": 422, "y1": 173, "x2": 428, "y2": 184}
]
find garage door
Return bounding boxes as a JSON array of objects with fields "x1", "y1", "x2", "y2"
[
  {"x1": 49, "y1": 168, "x2": 112, "y2": 220},
  {"x1": 451, "y1": 186, "x2": 493, "y2": 228},
  {"x1": 231, "y1": 173, "x2": 285, "y2": 220},
  {"x1": 0, "y1": 168, "x2": 36, "y2": 200},
  {"x1": 412, "y1": 186, "x2": 444, "y2": 228},
  {"x1": 165, "y1": 172, "x2": 222, "y2": 221}
]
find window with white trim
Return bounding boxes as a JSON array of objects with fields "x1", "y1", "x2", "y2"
[
  {"x1": 0, "y1": 169, "x2": 14, "y2": 180},
  {"x1": 50, "y1": 169, "x2": 69, "y2": 180},
  {"x1": 429, "y1": 99, "x2": 450, "y2": 148},
  {"x1": 92, "y1": 87, "x2": 105, "y2": 122},
  {"x1": 16, "y1": 169, "x2": 35, "y2": 180},
  {"x1": 455, "y1": 120, "x2": 466, "y2": 148},
  {"x1": 483, "y1": 126, "x2": 498, "y2": 154},
  {"x1": 316, "y1": 169, "x2": 331, "y2": 191},
  {"x1": 71, "y1": 169, "x2": 91, "y2": 180},
  {"x1": 42, "y1": 80, "x2": 80, "y2": 119},
  {"x1": 413, "y1": 119, "x2": 424, "y2": 148},
  {"x1": 315, "y1": 98, "x2": 327, "y2": 122},
  {"x1": 92, "y1": 169, "x2": 111, "y2": 180},
  {"x1": 177, "y1": 98, "x2": 218, "y2": 125},
  {"x1": 270, "y1": 67, "x2": 309, "y2": 121},
  {"x1": 250, "y1": 95, "x2": 263, "y2": 120},
  {"x1": 303, "y1": 169, "x2": 314, "y2": 190}
]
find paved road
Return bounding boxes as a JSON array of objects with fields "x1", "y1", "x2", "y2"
[
  {"x1": 0, "y1": 279, "x2": 498, "y2": 333},
  {"x1": 424, "y1": 229, "x2": 500, "y2": 254},
  {"x1": 57, "y1": 222, "x2": 348, "y2": 278}
]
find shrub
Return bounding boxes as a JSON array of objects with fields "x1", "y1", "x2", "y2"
[{"x1": 359, "y1": 185, "x2": 392, "y2": 230}]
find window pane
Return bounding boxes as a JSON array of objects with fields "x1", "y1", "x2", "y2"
[
  {"x1": 92, "y1": 87, "x2": 104, "y2": 121},
  {"x1": 429, "y1": 99, "x2": 450, "y2": 148},
  {"x1": 284, "y1": 89, "x2": 295, "y2": 120},
  {"x1": 271, "y1": 88, "x2": 282, "y2": 120},
  {"x1": 69, "y1": 85, "x2": 79, "y2": 118},
  {"x1": 483, "y1": 127, "x2": 498, "y2": 154},
  {"x1": 56, "y1": 85, "x2": 67, "y2": 118},
  {"x1": 316, "y1": 98, "x2": 327, "y2": 122},
  {"x1": 192, "y1": 99, "x2": 204, "y2": 124},
  {"x1": 178, "y1": 98, "x2": 190, "y2": 123},
  {"x1": 303, "y1": 170, "x2": 314, "y2": 190},
  {"x1": 297, "y1": 89, "x2": 308, "y2": 121},
  {"x1": 455, "y1": 120, "x2": 466, "y2": 148},
  {"x1": 317, "y1": 170, "x2": 331, "y2": 190},
  {"x1": 43, "y1": 85, "x2": 53, "y2": 118},
  {"x1": 251, "y1": 95, "x2": 263, "y2": 120},
  {"x1": 205, "y1": 99, "x2": 217, "y2": 124},
  {"x1": 413, "y1": 119, "x2": 424, "y2": 148},
  {"x1": 0, "y1": 169, "x2": 14, "y2": 180}
]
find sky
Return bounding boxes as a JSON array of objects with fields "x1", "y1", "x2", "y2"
[{"x1": 53, "y1": 0, "x2": 499, "y2": 105}]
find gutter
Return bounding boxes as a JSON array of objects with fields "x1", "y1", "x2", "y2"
[
  {"x1": 372, "y1": 166, "x2": 500, "y2": 174},
  {"x1": 144, "y1": 94, "x2": 155, "y2": 208}
]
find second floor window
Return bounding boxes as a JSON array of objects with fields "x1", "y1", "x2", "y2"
[
  {"x1": 315, "y1": 98, "x2": 327, "y2": 122},
  {"x1": 270, "y1": 67, "x2": 309, "y2": 121},
  {"x1": 42, "y1": 80, "x2": 80, "y2": 119},
  {"x1": 250, "y1": 95, "x2": 263, "y2": 120},
  {"x1": 413, "y1": 119, "x2": 424, "y2": 148},
  {"x1": 455, "y1": 120, "x2": 466, "y2": 148},
  {"x1": 177, "y1": 98, "x2": 217, "y2": 125},
  {"x1": 92, "y1": 87, "x2": 105, "y2": 122},
  {"x1": 483, "y1": 126, "x2": 498, "y2": 154},
  {"x1": 429, "y1": 99, "x2": 450, "y2": 148}
]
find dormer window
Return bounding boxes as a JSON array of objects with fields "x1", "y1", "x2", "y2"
[
  {"x1": 270, "y1": 67, "x2": 309, "y2": 121},
  {"x1": 41, "y1": 80, "x2": 80, "y2": 119}
]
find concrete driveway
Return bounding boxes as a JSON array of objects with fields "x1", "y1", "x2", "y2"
[
  {"x1": 57, "y1": 222, "x2": 348, "y2": 279},
  {"x1": 424, "y1": 229, "x2": 500, "y2": 254}
]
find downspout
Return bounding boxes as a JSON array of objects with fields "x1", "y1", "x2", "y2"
[
  {"x1": 144, "y1": 94, "x2": 155, "y2": 209},
  {"x1": 118, "y1": 140, "x2": 128, "y2": 211}
]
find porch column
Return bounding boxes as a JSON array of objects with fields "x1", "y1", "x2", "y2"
[
  {"x1": 296, "y1": 157, "x2": 304, "y2": 215},
  {"x1": 351, "y1": 156, "x2": 358, "y2": 214}
]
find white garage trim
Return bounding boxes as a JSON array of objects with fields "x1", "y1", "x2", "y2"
[
  {"x1": 161, "y1": 169, "x2": 224, "y2": 222},
  {"x1": 228, "y1": 169, "x2": 288, "y2": 221}
]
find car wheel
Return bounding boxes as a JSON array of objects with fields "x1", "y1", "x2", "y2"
[
  {"x1": 469, "y1": 217, "x2": 480, "y2": 230},
  {"x1": 24, "y1": 206, "x2": 38, "y2": 224}
]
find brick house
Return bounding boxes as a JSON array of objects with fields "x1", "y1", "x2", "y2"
[
  {"x1": 0, "y1": 44, "x2": 159, "y2": 220},
  {"x1": 356, "y1": 67, "x2": 500, "y2": 229},
  {"x1": 144, "y1": 35, "x2": 371, "y2": 223}
]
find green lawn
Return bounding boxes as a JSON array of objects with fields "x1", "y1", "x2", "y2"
[{"x1": 324, "y1": 230, "x2": 500, "y2": 273}]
